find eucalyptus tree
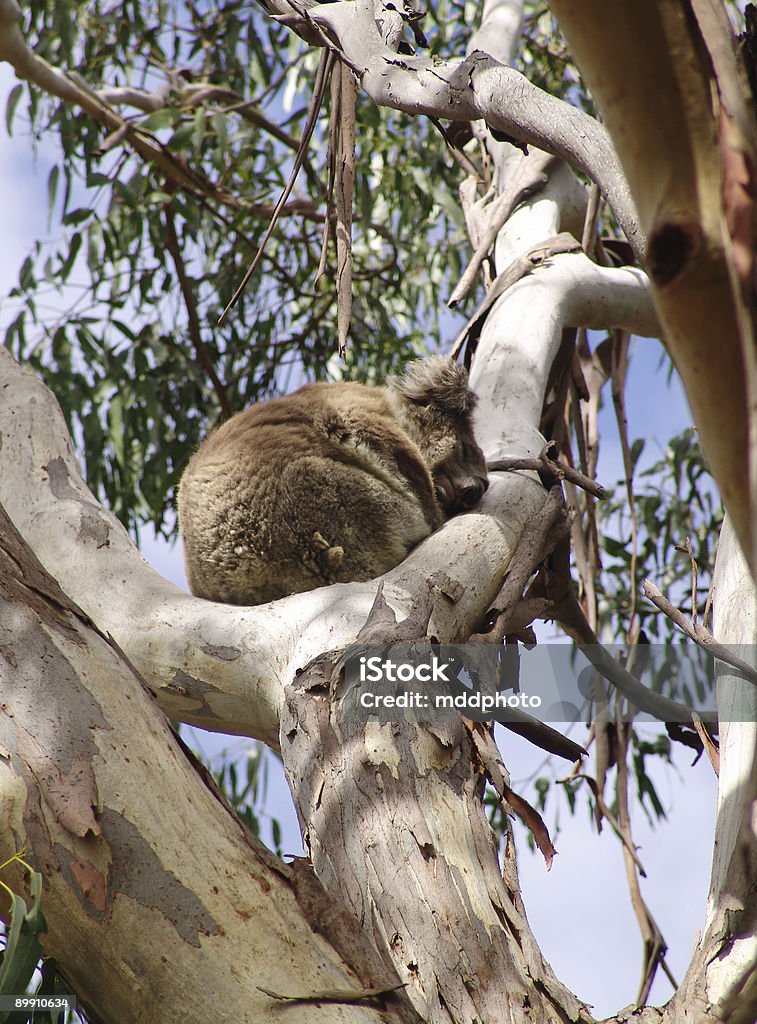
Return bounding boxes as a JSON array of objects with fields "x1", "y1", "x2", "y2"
[{"x1": 0, "y1": 1, "x2": 754, "y2": 1023}]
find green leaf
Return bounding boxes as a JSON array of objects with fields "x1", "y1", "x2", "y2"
[
  {"x1": 0, "y1": 877, "x2": 47, "y2": 1004},
  {"x1": 141, "y1": 107, "x2": 175, "y2": 132},
  {"x1": 62, "y1": 208, "x2": 93, "y2": 226},
  {"x1": 602, "y1": 535, "x2": 631, "y2": 560},
  {"x1": 5, "y1": 83, "x2": 23, "y2": 136},
  {"x1": 87, "y1": 171, "x2": 113, "y2": 187},
  {"x1": 145, "y1": 191, "x2": 174, "y2": 206},
  {"x1": 109, "y1": 393, "x2": 126, "y2": 466},
  {"x1": 167, "y1": 124, "x2": 194, "y2": 152},
  {"x1": 46, "y1": 165, "x2": 59, "y2": 223},
  {"x1": 60, "y1": 231, "x2": 82, "y2": 282},
  {"x1": 18, "y1": 256, "x2": 35, "y2": 293},
  {"x1": 629, "y1": 437, "x2": 645, "y2": 470}
]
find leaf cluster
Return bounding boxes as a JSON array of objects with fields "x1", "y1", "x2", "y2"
[
  {"x1": 598, "y1": 427, "x2": 723, "y2": 642},
  {"x1": 4, "y1": 0, "x2": 474, "y2": 534}
]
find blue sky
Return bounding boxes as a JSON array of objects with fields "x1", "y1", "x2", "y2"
[{"x1": 0, "y1": 59, "x2": 719, "y2": 1018}]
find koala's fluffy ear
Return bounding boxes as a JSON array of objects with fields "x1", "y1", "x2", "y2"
[{"x1": 388, "y1": 356, "x2": 476, "y2": 416}]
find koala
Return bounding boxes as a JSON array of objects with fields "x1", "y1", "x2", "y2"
[{"x1": 177, "y1": 356, "x2": 488, "y2": 605}]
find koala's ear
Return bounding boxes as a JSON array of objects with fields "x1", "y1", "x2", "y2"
[{"x1": 388, "y1": 356, "x2": 476, "y2": 416}]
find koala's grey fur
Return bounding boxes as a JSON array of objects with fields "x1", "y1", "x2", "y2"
[{"x1": 177, "y1": 356, "x2": 488, "y2": 605}]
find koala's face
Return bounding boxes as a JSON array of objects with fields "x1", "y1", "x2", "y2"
[
  {"x1": 410, "y1": 404, "x2": 489, "y2": 516},
  {"x1": 389, "y1": 356, "x2": 489, "y2": 518}
]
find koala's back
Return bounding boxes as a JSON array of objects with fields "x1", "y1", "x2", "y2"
[{"x1": 177, "y1": 382, "x2": 442, "y2": 605}]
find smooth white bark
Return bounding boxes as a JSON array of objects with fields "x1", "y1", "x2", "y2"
[{"x1": 705, "y1": 518, "x2": 757, "y2": 1005}]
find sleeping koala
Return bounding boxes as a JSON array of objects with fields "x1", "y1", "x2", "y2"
[{"x1": 177, "y1": 356, "x2": 488, "y2": 604}]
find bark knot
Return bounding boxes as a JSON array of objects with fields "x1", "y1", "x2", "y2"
[{"x1": 648, "y1": 218, "x2": 702, "y2": 286}]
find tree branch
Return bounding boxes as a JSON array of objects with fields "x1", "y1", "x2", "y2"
[
  {"x1": 0, "y1": 0, "x2": 316, "y2": 216},
  {"x1": 273, "y1": 0, "x2": 644, "y2": 258},
  {"x1": 163, "y1": 204, "x2": 233, "y2": 419},
  {"x1": 549, "y1": 0, "x2": 757, "y2": 574},
  {"x1": 642, "y1": 579, "x2": 757, "y2": 685},
  {"x1": 0, "y1": 502, "x2": 411, "y2": 1023}
]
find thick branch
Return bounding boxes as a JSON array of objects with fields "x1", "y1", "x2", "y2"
[
  {"x1": 0, "y1": 504, "x2": 409, "y2": 1023},
  {"x1": 669, "y1": 517, "x2": 757, "y2": 1017},
  {"x1": 0, "y1": 163, "x2": 659, "y2": 752},
  {"x1": 265, "y1": 0, "x2": 642, "y2": 258},
  {"x1": 642, "y1": 579, "x2": 757, "y2": 685},
  {"x1": 549, "y1": 0, "x2": 757, "y2": 573},
  {"x1": 0, "y1": 345, "x2": 519, "y2": 745}
]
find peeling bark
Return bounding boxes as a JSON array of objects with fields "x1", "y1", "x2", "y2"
[{"x1": 0, "y1": 504, "x2": 418, "y2": 1023}]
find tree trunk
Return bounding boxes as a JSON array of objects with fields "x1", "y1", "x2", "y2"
[
  {"x1": 0, "y1": 503, "x2": 427, "y2": 1023},
  {"x1": 1, "y1": 1, "x2": 756, "y2": 1021}
]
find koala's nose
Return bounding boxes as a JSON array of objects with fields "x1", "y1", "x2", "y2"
[{"x1": 458, "y1": 476, "x2": 488, "y2": 510}]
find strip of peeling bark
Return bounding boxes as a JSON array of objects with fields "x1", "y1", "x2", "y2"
[{"x1": 549, "y1": 0, "x2": 756, "y2": 576}]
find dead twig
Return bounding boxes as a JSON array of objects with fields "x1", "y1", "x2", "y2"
[
  {"x1": 314, "y1": 70, "x2": 341, "y2": 289},
  {"x1": 334, "y1": 63, "x2": 357, "y2": 354},
  {"x1": 546, "y1": 540, "x2": 719, "y2": 727},
  {"x1": 566, "y1": 773, "x2": 646, "y2": 874},
  {"x1": 642, "y1": 580, "x2": 757, "y2": 685},
  {"x1": 581, "y1": 181, "x2": 602, "y2": 258},
  {"x1": 615, "y1": 713, "x2": 678, "y2": 1004},
  {"x1": 488, "y1": 444, "x2": 608, "y2": 500},
  {"x1": 164, "y1": 204, "x2": 232, "y2": 420},
  {"x1": 218, "y1": 49, "x2": 335, "y2": 324},
  {"x1": 677, "y1": 535, "x2": 699, "y2": 624},
  {"x1": 691, "y1": 712, "x2": 720, "y2": 775},
  {"x1": 610, "y1": 329, "x2": 639, "y2": 643},
  {"x1": 468, "y1": 723, "x2": 557, "y2": 870}
]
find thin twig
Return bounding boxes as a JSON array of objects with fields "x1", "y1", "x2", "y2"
[
  {"x1": 546, "y1": 543, "x2": 718, "y2": 726},
  {"x1": 567, "y1": 774, "x2": 647, "y2": 874},
  {"x1": 615, "y1": 713, "x2": 678, "y2": 1004},
  {"x1": 218, "y1": 49, "x2": 335, "y2": 324},
  {"x1": 567, "y1": 377, "x2": 598, "y2": 629},
  {"x1": 642, "y1": 580, "x2": 757, "y2": 685},
  {"x1": 581, "y1": 181, "x2": 602, "y2": 257},
  {"x1": 678, "y1": 536, "x2": 699, "y2": 625},
  {"x1": 487, "y1": 449, "x2": 608, "y2": 500},
  {"x1": 164, "y1": 204, "x2": 232, "y2": 419},
  {"x1": 691, "y1": 712, "x2": 720, "y2": 775},
  {"x1": 314, "y1": 69, "x2": 341, "y2": 289},
  {"x1": 610, "y1": 329, "x2": 638, "y2": 643},
  {"x1": 571, "y1": 331, "x2": 611, "y2": 630},
  {"x1": 703, "y1": 575, "x2": 715, "y2": 630},
  {"x1": 335, "y1": 63, "x2": 357, "y2": 355}
]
